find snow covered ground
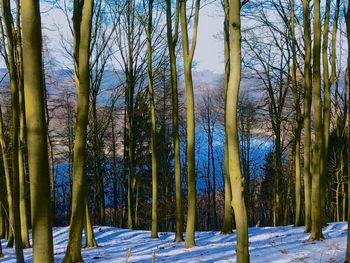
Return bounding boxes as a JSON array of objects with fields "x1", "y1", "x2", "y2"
[{"x1": 0, "y1": 222, "x2": 347, "y2": 262}]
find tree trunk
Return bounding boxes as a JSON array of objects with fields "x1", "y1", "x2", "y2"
[
  {"x1": 206, "y1": 114, "x2": 211, "y2": 230},
  {"x1": 21, "y1": 0, "x2": 54, "y2": 260},
  {"x1": 302, "y1": 0, "x2": 312, "y2": 233},
  {"x1": 15, "y1": 0, "x2": 31, "y2": 247},
  {"x1": 226, "y1": 0, "x2": 249, "y2": 262},
  {"x1": 92, "y1": 95, "x2": 105, "y2": 225},
  {"x1": 112, "y1": 113, "x2": 118, "y2": 226},
  {"x1": 222, "y1": 140, "x2": 233, "y2": 234},
  {"x1": 290, "y1": 0, "x2": 302, "y2": 227},
  {"x1": 179, "y1": 0, "x2": 200, "y2": 248},
  {"x1": 345, "y1": 2, "x2": 350, "y2": 260},
  {"x1": 84, "y1": 198, "x2": 97, "y2": 248},
  {"x1": 221, "y1": 0, "x2": 233, "y2": 235},
  {"x1": 309, "y1": 0, "x2": 324, "y2": 241},
  {"x1": 121, "y1": 105, "x2": 127, "y2": 228},
  {"x1": 145, "y1": 0, "x2": 158, "y2": 239},
  {"x1": 125, "y1": 0, "x2": 136, "y2": 230},
  {"x1": 0, "y1": 178, "x2": 6, "y2": 239},
  {"x1": 1, "y1": 0, "x2": 24, "y2": 260},
  {"x1": 274, "y1": 129, "x2": 283, "y2": 226},
  {"x1": 63, "y1": 0, "x2": 94, "y2": 261},
  {"x1": 18, "y1": 68, "x2": 30, "y2": 248},
  {"x1": 210, "y1": 125, "x2": 217, "y2": 229},
  {"x1": 0, "y1": 108, "x2": 15, "y2": 248},
  {"x1": 166, "y1": 0, "x2": 183, "y2": 242}
]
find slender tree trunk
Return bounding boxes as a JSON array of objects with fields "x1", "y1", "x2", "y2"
[
  {"x1": 1, "y1": 0, "x2": 24, "y2": 260},
  {"x1": 162, "y1": 83, "x2": 170, "y2": 231},
  {"x1": 92, "y1": 95, "x2": 105, "y2": 225},
  {"x1": 134, "y1": 180, "x2": 139, "y2": 228},
  {"x1": 0, "y1": 108, "x2": 15, "y2": 248},
  {"x1": 21, "y1": 0, "x2": 55, "y2": 260},
  {"x1": 166, "y1": 0, "x2": 183, "y2": 242},
  {"x1": 274, "y1": 129, "x2": 283, "y2": 226},
  {"x1": 342, "y1": 178, "x2": 346, "y2": 221},
  {"x1": 290, "y1": 0, "x2": 302, "y2": 227},
  {"x1": 222, "y1": 140, "x2": 233, "y2": 233},
  {"x1": 221, "y1": 0, "x2": 233, "y2": 234},
  {"x1": 125, "y1": 0, "x2": 136, "y2": 230},
  {"x1": 15, "y1": 1, "x2": 30, "y2": 247},
  {"x1": 179, "y1": 0, "x2": 200, "y2": 248},
  {"x1": 226, "y1": 0, "x2": 249, "y2": 261},
  {"x1": 18, "y1": 68, "x2": 30, "y2": 248},
  {"x1": 121, "y1": 105, "x2": 127, "y2": 228},
  {"x1": 66, "y1": 94, "x2": 73, "y2": 219},
  {"x1": 0, "y1": 178, "x2": 6, "y2": 239},
  {"x1": 206, "y1": 116, "x2": 211, "y2": 230},
  {"x1": 321, "y1": 0, "x2": 338, "y2": 227},
  {"x1": 345, "y1": 2, "x2": 350, "y2": 261},
  {"x1": 336, "y1": 169, "x2": 340, "y2": 221},
  {"x1": 309, "y1": 0, "x2": 324, "y2": 241},
  {"x1": 0, "y1": 235, "x2": 3, "y2": 258},
  {"x1": 84, "y1": 197, "x2": 97, "y2": 248},
  {"x1": 126, "y1": 91, "x2": 135, "y2": 230},
  {"x1": 210, "y1": 125, "x2": 217, "y2": 229},
  {"x1": 302, "y1": 0, "x2": 312, "y2": 233},
  {"x1": 43, "y1": 83, "x2": 55, "y2": 221},
  {"x1": 48, "y1": 135, "x2": 55, "y2": 222},
  {"x1": 43, "y1": 73, "x2": 55, "y2": 222},
  {"x1": 112, "y1": 113, "x2": 118, "y2": 226},
  {"x1": 145, "y1": 0, "x2": 158, "y2": 239},
  {"x1": 63, "y1": 0, "x2": 94, "y2": 261}
]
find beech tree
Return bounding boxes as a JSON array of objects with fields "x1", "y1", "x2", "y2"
[
  {"x1": 1, "y1": 0, "x2": 24, "y2": 259},
  {"x1": 345, "y1": 0, "x2": 350, "y2": 261},
  {"x1": 302, "y1": 0, "x2": 312, "y2": 233},
  {"x1": 21, "y1": 0, "x2": 54, "y2": 260},
  {"x1": 166, "y1": 0, "x2": 184, "y2": 242},
  {"x1": 309, "y1": 0, "x2": 323, "y2": 240},
  {"x1": 226, "y1": 0, "x2": 249, "y2": 261},
  {"x1": 221, "y1": 0, "x2": 233, "y2": 234},
  {"x1": 143, "y1": 0, "x2": 158, "y2": 239},
  {"x1": 179, "y1": 0, "x2": 200, "y2": 248},
  {"x1": 63, "y1": 0, "x2": 94, "y2": 261}
]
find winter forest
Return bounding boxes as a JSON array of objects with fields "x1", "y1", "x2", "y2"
[{"x1": 0, "y1": 0, "x2": 350, "y2": 262}]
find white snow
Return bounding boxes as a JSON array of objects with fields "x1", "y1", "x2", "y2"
[{"x1": 0, "y1": 222, "x2": 348, "y2": 262}]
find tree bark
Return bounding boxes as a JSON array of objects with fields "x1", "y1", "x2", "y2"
[
  {"x1": 21, "y1": 0, "x2": 55, "y2": 260},
  {"x1": 63, "y1": 0, "x2": 94, "y2": 261},
  {"x1": 290, "y1": 0, "x2": 302, "y2": 227},
  {"x1": 166, "y1": 0, "x2": 184, "y2": 242},
  {"x1": 302, "y1": 0, "x2": 312, "y2": 233},
  {"x1": 84, "y1": 197, "x2": 97, "y2": 248},
  {"x1": 345, "y1": 1, "x2": 350, "y2": 261},
  {"x1": 1, "y1": 0, "x2": 24, "y2": 260},
  {"x1": 226, "y1": 0, "x2": 249, "y2": 261},
  {"x1": 15, "y1": 0, "x2": 31, "y2": 247},
  {"x1": 309, "y1": 0, "x2": 324, "y2": 241},
  {"x1": 221, "y1": 0, "x2": 233, "y2": 234},
  {"x1": 0, "y1": 108, "x2": 15, "y2": 248},
  {"x1": 112, "y1": 112, "x2": 118, "y2": 226},
  {"x1": 145, "y1": 0, "x2": 158, "y2": 239},
  {"x1": 179, "y1": 0, "x2": 200, "y2": 248}
]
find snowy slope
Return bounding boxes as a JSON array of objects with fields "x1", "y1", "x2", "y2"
[{"x1": 0, "y1": 222, "x2": 347, "y2": 262}]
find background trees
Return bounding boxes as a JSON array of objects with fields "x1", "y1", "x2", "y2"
[{"x1": 0, "y1": 0, "x2": 350, "y2": 262}]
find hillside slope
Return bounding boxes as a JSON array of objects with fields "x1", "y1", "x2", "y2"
[{"x1": 0, "y1": 222, "x2": 347, "y2": 262}]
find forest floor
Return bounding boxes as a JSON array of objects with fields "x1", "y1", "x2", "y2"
[{"x1": 0, "y1": 222, "x2": 347, "y2": 262}]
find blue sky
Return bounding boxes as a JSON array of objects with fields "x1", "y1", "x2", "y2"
[{"x1": 39, "y1": 1, "x2": 225, "y2": 74}]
